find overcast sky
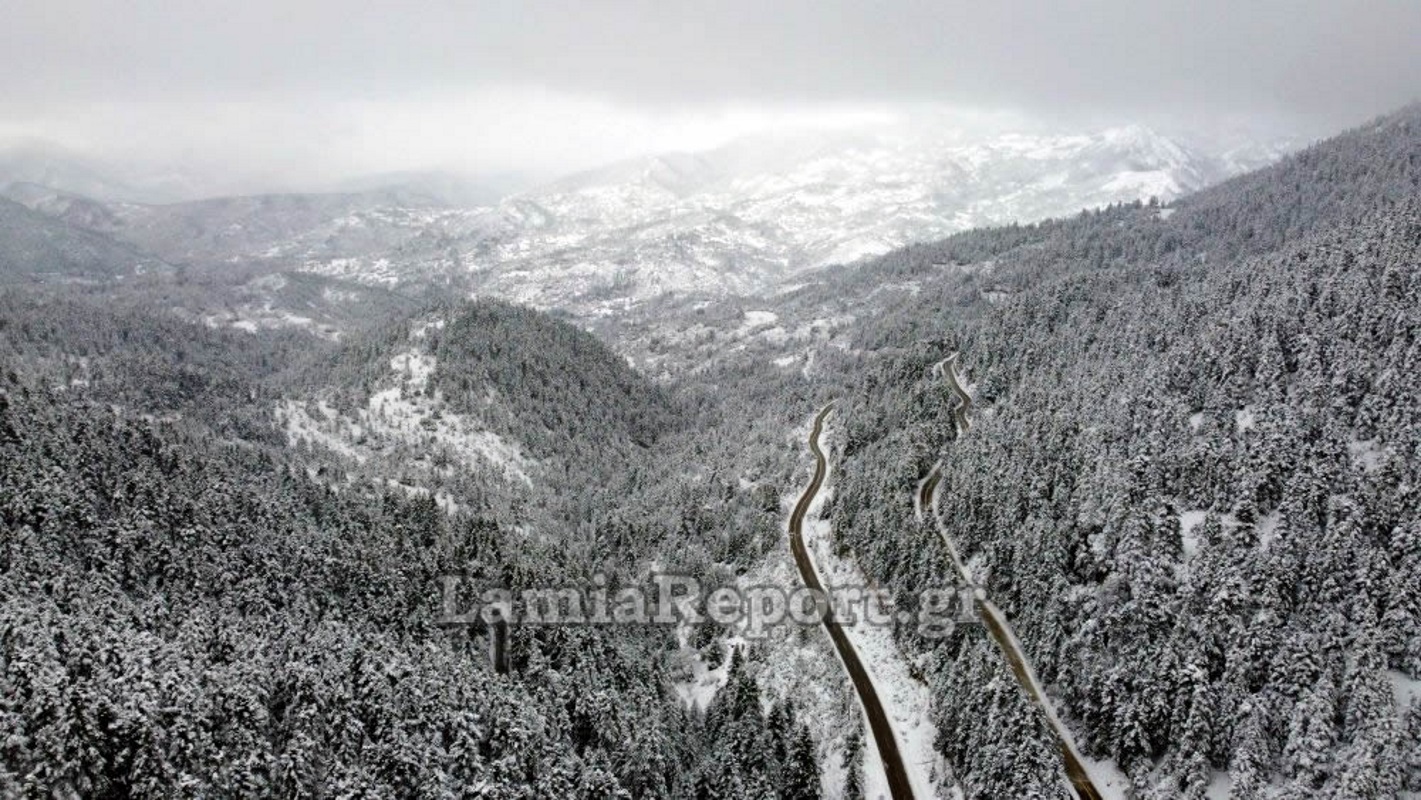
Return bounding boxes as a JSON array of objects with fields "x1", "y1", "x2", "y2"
[{"x1": 3, "y1": 0, "x2": 1419, "y2": 193}]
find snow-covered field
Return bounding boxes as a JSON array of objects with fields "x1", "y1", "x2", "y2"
[{"x1": 204, "y1": 302, "x2": 341, "y2": 340}]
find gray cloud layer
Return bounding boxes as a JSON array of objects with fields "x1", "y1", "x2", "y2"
[
  {"x1": 7, "y1": 0, "x2": 1419, "y2": 121},
  {"x1": 3, "y1": 1, "x2": 1418, "y2": 188}
]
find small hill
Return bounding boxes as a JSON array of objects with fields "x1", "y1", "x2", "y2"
[{"x1": 0, "y1": 197, "x2": 161, "y2": 283}]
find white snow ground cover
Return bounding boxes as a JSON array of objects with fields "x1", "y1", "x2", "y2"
[
  {"x1": 1390, "y1": 669, "x2": 1421, "y2": 710},
  {"x1": 791, "y1": 416, "x2": 957, "y2": 799},
  {"x1": 275, "y1": 325, "x2": 535, "y2": 493},
  {"x1": 1179, "y1": 510, "x2": 1210, "y2": 560},
  {"x1": 1234, "y1": 406, "x2": 1257, "y2": 432},
  {"x1": 1347, "y1": 437, "x2": 1388, "y2": 473}
]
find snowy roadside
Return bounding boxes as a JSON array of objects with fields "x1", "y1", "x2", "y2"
[
  {"x1": 928, "y1": 356, "x2": 1127, "y2": 798},
  {"x1": 802, "y1": 419, "x2": 958, "y2": 799}
]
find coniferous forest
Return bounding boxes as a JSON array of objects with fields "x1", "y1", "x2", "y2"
[{"x1": 2, "y1": 81, "x2": 1421, "y2": 800}]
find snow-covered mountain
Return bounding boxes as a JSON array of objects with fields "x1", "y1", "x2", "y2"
[
  {"x1": 296, "y1": 123, "x2": 1289, "y2": 312},
  {"x1": 0, "y1": 144, "x2": 153, "y2": 204},
  {"x1": 2, "y1": 122, "x2": 1294, "y2": 329},
  {"x1": 0, "y1": 142, "x2": 222, "y2": 204}
]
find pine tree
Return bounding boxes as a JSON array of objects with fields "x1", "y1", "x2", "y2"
[
  {"x1": 1284, "y1": 675, "x2": 1337, "y2": 788},
  {"x1": 781, "y1": 725, "x2": 821, "y2": 800},
  {"x1": 842, "y1": 719, "x2": 865, "y2": 800}
]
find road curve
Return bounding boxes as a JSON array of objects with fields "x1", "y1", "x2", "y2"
[
  {"x1": 790, "y1": 403, "x2": 915, "y2": 800},
  {"x1": 939, "y1": 353, "x2": 973, "y2": 434},
  {"x1": 925, "y1": 356, "x2": 1104, "y2": 800},
  {"x1": 917, "y1": 464, "x2": 942, "y2": 521}
]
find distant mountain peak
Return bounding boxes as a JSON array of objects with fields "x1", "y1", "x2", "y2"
[{"x1": 1, "y1": 120, "x2": 1298, "y2": 321}]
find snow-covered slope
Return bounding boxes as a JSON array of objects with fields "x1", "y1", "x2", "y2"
[
  {"x1": 295, "y1": 123, "x2": 1288, "y2": 313},
  {"x1": 276, "y1": 315, "x2": 536, "y2": 513},
  {"x1": 3, "y1": 122, "x2": 1292, "y2": 327}
]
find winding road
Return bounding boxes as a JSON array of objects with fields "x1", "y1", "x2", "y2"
[
  {"x1": 916, "y1": 465, "x2": 942, "y2": 520},
  {"x1": 790, "y1": 403, "x2": 915, "y2": 800},
  {"x1": 923, "y1": 356, "x2": 1105, "y2": 800},
  {"x1": 933, "y1": 353, "x2": 973, "y2": 434}
]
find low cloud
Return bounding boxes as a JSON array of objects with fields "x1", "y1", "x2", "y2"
[{"x1": 4, "y1": 1, "x2": 1418, "y2": 190}]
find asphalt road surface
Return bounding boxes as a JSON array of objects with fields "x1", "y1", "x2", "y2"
[
  {"x1": 926, "y1": 357, "x2": 1105, "y2": 800},
  {"x1": 789, "y1": 403, "x2": 915, "y2": 800}
]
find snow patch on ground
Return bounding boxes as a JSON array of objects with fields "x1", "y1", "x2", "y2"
[
  {"x1": 410, "y1": 317, "x2": 446, "y2": 338},
  {"x1": 278, "y1": 399, "x2": 367, "y2": 463},
  {"x1": 1203, "y1": 770, "x2": 1234, "y2": 800},
  {"x1": 362, "y1": 383, "x2": 533, "y2": 486},
  {"x1": 1234, "y1": 406, "x2": 1257, "y2": 432},
  {"x1": 865, "y1": 281, "x2": 924, "y2": 300},
  {"x1": 1101, "y1": 169, "x2": 1182, "y2": 199},
  {"x1": 820, "y1": 236, "x2": 894, "y2": 266},
  {"x1": 1179, "y1": 508, "x2": 1279, "y2": 557},
  {"x1": 670, "y1": 633, "x2": 739, "y2": 711},
  {"x1": 1389, "y1": 669, "x2": 1421, "y2": 710},
  {"x1": 1348, "y1": 438, "x2": 1387, "y2": 473},
  {"x1": 384, "y1": 479, "x2": 463, "y2": 515},
  {"x1": 801, "y1": 349, "x2": 820, "y2": 380},
  {"x1": 390, "y1": 349, "x2": 437, "y2": 390},
  {"x1": 1256, "y1": 510, "x2": 1283, "y2": 551},
  {"x1": 1179, "y1": 510, "x2": 1209, "y2": 560},
  {"x1": 203, "y1": 302, "x2": 341, "y2": 340},
  {"x1": 275, "y1": 338, "x2": 535, "y2": 492},
  {"x1": 1076, "y1": 752, "x2": 1132, "y2": 800},
  {"x1": 738, "y1": 310, "x2": 780, "y2": 335}
]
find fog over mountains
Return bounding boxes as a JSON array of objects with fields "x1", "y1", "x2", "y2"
[
  {"x1": 1, "y1": 118, "x2": 1294, "y2": 327},
  {"x1": 5, "y1": 3, "x2": 1421, "y2": 797},
  {"x1": 3, "y1": 100, "x2": 1419, "y2": 799}
]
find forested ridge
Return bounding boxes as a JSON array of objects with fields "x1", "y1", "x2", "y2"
[
  {"x1": 831, "y1": 107, "x2": 1421, "y2": 797},
  {"x1": 0, "y1": 289, "x2": 825, "y2": 796},
  {"x1": 2, "y1": 102, "x2": 1420, "y2": 799},
  {"x1": 0, "y1": 198, "x2": 162, "y2": 283}
]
